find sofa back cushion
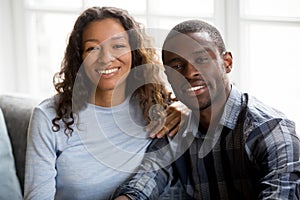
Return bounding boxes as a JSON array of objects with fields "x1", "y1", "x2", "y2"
[
  {"x1": 0, "y1": 108, "x2": 23, "y2": 199},
  {"x1": 0, "y1": 95, "x2": 39, "y2": 194}
]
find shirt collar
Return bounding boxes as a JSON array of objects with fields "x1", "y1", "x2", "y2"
[
  {"x1": 219, "y1": 84, "x2": 243, "y2": 130},
  {"x1": 186, "y1": 84, "x2": 244, "y2": 139}
]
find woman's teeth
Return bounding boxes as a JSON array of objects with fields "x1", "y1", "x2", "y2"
[{"x1": 96, "y1": 68, "x2": 118, "y2": 75}]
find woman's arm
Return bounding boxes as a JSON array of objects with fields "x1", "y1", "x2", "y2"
[
  {"x1": 147, "y1": 101, "x2": 190, "y2": 138},
  {"x1": 24, "y1": 107, "x2": 57, "y2": 200}
]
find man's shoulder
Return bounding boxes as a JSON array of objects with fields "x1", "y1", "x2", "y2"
[
  {"x1": 243, "y1": 94, "x2": 296, "y2": 139},
  {"x1": 246, "y1": 95, "x2": 292, "y2": 123}
]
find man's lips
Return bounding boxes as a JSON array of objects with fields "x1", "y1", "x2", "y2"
[
  {"x1": 182, "y1": 80, "x2": 208, "y2": 96},
  {"x1": 187, "y1": 85, "x2": 206, "y2": 92},
  {"x1": 188, "y1": 85, "x2": 207, "y2": 96}
]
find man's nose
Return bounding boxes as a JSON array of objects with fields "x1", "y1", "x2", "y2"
[{"x1": 183, "y1": 63, "x2": 200, "y2": 80}]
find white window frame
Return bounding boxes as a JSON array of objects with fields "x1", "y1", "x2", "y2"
[{"x1": 2, "y1": 0, "x2": 299, "y2": 133}]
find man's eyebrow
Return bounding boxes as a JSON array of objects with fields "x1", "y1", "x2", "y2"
[
  {"x1": 165, "y1": 57, "x2": 182, "y2": 64},
  {"x1": 192, "y1": 48, "x2": 211, "y2": 55}
]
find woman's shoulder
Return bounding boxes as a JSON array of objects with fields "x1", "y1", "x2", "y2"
[{"x1": 33, "y1": 96, "x2": 56, "y2": 120}]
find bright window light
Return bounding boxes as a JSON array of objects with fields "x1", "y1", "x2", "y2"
[
  {"x1": 242, "y1": 0, "x2": 300, "y2": 18},
  {"x1": 242, "y1": 23, "x2": 300, "y2": 124},
  {"x1": 1, "y1": 0, "x2": 299, "y2": 133}
]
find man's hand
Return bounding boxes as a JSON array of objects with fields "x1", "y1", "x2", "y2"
[
  {"x1": 146, "y1": 101, "x2": 190, "y2": 138},
  {"x1": 114, "y1": 195, "x2": 131, "y2": 200}
]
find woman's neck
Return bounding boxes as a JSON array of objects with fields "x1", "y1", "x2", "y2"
[{"x1": 90, "y1": 86, "x2": 126, "y2": 107}]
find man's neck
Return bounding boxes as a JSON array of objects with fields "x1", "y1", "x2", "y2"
[
  {"x1": 197, "y1": 105, "x2": 223, "y2": 131},
  {"x1": 197, "y1": 84, "x2": 232, "y2": 130}
]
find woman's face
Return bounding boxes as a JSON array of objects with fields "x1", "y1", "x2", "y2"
[{"x1": 82, "y1": 18, "x2": 132, "y2": 93}]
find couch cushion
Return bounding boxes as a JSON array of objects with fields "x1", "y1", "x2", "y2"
[
  {"x1": 0, "y1": 95, "x2": 39, "y2": 193},
  {"x1": 0, "y1": 108, "x2": 23, "y2": 199}
]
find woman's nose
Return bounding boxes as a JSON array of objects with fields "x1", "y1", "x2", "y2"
[{"x1": 97, "y1": 47, "x2": 115, "y2": 64}]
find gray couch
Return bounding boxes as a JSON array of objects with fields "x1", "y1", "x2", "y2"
[
  {"x1": 0, "y1": 94, "x2": 189, "y2": 199},
  {"x1": 0, "y1": 94, "x2": 39, "y2": 196}
]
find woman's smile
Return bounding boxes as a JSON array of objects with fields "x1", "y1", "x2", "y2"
[{"x1": 95, "y1": 67, "x2": 121, "y2": 77}]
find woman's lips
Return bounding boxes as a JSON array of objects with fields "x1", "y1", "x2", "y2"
[{"x1": 95, "y1": 67, "x2": 120, "y2": 77}]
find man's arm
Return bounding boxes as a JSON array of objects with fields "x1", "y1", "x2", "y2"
[
  {"x1": 112, "y1": 137, "x2": 175, "y2": 200},
  {"x1": 112, "y1": 111, "x2": 195, "y2": 200},
  {"x1": 248, "y1": 119, "x2": 300, "y2": 199}
]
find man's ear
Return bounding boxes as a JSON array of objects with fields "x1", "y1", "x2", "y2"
[{"x1": 223, "y1": 52, "x2": 233, "y2": 73}]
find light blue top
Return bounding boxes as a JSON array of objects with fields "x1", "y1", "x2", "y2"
[{"x1": 24, "y1": 96, "x2": 151, "y2": 200}]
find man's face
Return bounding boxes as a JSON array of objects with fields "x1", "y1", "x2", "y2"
[{"x1": 163, "y1": 32, "x2": 230, "y2": 111}]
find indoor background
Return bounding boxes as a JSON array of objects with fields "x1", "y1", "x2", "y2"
[{"x1": 0, "y1": 0, "x2": 299, "y2": 134}]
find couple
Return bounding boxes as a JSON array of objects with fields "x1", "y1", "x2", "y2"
[{"x1": 24, "y1": 6, "x2": 300, "y2": 200}]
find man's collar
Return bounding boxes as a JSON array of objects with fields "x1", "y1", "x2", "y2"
[
  {"x1": 186, "y1": 84, "x2": 244, "y2": 138},
  {"x1": 219, "y1": 84, "x2": 243, "y2": 130}
]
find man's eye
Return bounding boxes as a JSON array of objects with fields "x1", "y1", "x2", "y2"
[
  {"x1": 172, "y1": 64, "x2": 184, "y2": 71},
  {"x1": 195, "y1": 57, "x2": 210, "y2": 64}
]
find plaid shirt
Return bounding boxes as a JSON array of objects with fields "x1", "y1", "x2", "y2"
[{"x1": 113, "y1": 86, "x2": 300, "y2": 200}]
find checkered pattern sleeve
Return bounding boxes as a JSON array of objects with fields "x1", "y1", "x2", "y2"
[{"x1": 111, "y1": 137, "x2": 175, "y2": 200}]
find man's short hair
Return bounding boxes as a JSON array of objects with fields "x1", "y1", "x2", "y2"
[{"x1": 163, "y1": 19, "x2": 226, "y2": 56}]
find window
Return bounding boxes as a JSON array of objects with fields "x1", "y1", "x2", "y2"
[
  {"x1": 2, "y1": 0, "x2": 299, "y2": 133},
  {"x1": 239, "y1": 0, "x2": 300, "y2": 132},
  {"x1": 11, "y1": 0, "x2": 216, "y2": 98}
]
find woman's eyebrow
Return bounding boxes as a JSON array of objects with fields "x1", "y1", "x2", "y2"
[
  {"x1": 82, "y1": 39, "x2": 99, "y2": 44},
  {"x1": 83, "y1": 35, "x2": 127, "y2": 44},
  {"x1": 111, "y1": 35, "x2": 127, "y2": 40}
]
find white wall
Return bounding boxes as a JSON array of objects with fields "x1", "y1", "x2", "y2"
[{"x1": 0, "y1": 0, "x2": 16, "y2": 93}]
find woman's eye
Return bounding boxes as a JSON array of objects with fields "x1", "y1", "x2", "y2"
[
  {"x1": 86, "y1": 46, "x2": 100, "y2": 52},
  {"x1": 113, "y1": 44, "x2": 126, "y2": 49}
]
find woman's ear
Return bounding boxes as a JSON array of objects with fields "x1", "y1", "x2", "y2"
[{"x1": 223, "y1": 52, "x2": 233, "y2": 73}]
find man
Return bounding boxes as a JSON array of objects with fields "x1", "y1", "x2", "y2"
[{"x1": 113, "y1": 20, "x2": 300, "y2": 200}]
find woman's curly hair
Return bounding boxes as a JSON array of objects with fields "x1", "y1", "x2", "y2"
[{"x1": 52, "y1": 6, "x2": 170, "y2": 136}]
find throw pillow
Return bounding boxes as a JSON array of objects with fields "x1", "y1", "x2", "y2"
[{"x1": 0, "y1": 108, "x2": 22, "y2": 199}]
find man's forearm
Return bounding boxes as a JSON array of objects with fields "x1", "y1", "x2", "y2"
[{"x1": 112, "y1": 139, "x2": 176, "y2": 199}]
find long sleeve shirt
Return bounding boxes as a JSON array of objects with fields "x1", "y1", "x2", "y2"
[
  {"x1": 24, "y1": 96, "x2": 151, "y2": 200},
  {"x1": 113, "y1": 86, "x2": 300, "y2": 200}
]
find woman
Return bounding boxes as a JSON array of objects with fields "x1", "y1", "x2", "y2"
[{"x1": 24, "y1": 7, "x2": 178, "y2": 200}]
